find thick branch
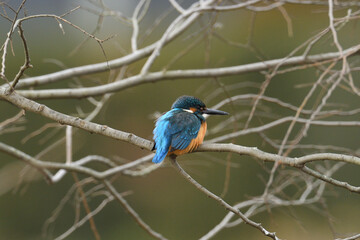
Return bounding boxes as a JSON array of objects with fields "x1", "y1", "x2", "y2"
[{"x1": 0, "y1": 89, "x2": 153, "y2": 150}]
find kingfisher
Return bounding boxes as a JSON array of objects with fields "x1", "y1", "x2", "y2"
[{"x1": 152, "y1": 95, "x2": 229, "y2": 164}]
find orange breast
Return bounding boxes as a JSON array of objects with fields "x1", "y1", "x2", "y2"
[{"x1": 169, "y1": 121, "x2": 207, "y2": 156}]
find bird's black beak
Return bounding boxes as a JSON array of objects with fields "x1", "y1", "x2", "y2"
[{"x1": 202, "y1": 108, "x2": 229, "y2": 115}]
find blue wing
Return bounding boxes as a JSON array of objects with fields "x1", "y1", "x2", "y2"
[
  {"x1": 152, "y1": 109, "x2": 201, "y2": 163},
  {"x1": 169, "y1": 111, "x2": 201, "y2": 151}
]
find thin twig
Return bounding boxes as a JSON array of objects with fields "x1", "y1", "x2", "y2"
[
  {"x1": 66, "y1": 126, "x2": 101, "y2": 240},
  {"x1": 103, "y1": 180, "x2": 168, "y2": 240},
  {"x1": 10, "y1": 23, "x2": 32, "y2": 90},
  {"x1": 169, "y1": 157, "x2": 280, "y2": 240}
]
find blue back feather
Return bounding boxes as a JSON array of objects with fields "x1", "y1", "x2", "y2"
[{"x1": 152, "y1": 109, "x2": 201, "y2": 163}]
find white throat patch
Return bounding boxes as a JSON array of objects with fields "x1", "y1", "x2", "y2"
[{"x1": 183, "y1": 109, "x2": 193, "y2": 113}]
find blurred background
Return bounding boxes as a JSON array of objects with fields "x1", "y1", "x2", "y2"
[{"x1": 1, "y1": 0, "x2": 360, "y2": 239}]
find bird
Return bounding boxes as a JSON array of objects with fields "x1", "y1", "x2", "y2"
[{"x1": 152, "y1": 95, "x2": 229, "y2": 164}]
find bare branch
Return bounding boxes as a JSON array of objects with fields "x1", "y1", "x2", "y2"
[
  {"x1": 168, "y1": 0, "x2": 185, "y2": 14},
  {"x1": 10, "y1": 23, "x2": 32, "y2": 90},
  {"x1": 335, "y1": 233, "x2": 360, "y2": 240},
  {"x1": 103, "y1": 180, "x2": 168, "y2": 240},
  {"x1": 0, "y1": 109, "x2": 24, "y2": 130},
  {"x1": 13, "y1": 45, "x2": 360, "y2": 99},
  {"x1": 0, "y1": 89, "x2": 153, "y2": 150},
  {"x1": 169, "y1": 157, "x2": 280, "y2": 240},
  {"x1": 0, "y1": 0, "x2": 27, "y2": 79},
  {"x1": 131, "y1": 0, "x2": 147, "y2": 52}
]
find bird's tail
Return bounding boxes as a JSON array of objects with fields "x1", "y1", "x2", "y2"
[
  {"x1": 152, "y1": 119, "x2": 171, "y2": 163},
  {"x1": 152, "y1": 148, "x2": 168, "y2": 164}
]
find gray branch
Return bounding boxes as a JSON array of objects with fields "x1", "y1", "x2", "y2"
[{"x1": 14, "y1": 45, "x2": 360, "y2": 99}]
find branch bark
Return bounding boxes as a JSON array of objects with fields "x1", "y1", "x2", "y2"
[{"x1": 13, "y1": 45, "x2": 360, "y2": 99}]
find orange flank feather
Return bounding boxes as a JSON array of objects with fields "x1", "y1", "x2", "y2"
[{"x1": 169, "y1": 121, "x2": 207, "y2": 156}]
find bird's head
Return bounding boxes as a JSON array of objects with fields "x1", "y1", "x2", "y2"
[{"x1": 171, "y1": 95, "x2": 229, "y2": 115}]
